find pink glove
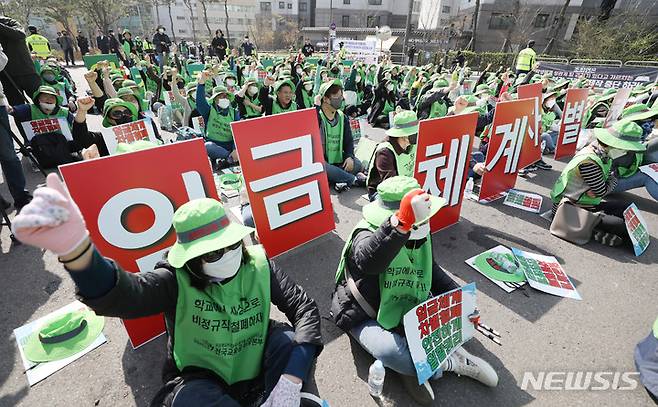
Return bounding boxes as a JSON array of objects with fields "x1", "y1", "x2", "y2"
[
  {"x1": 260, "y1": 375, "x2": 302, "y2": 407},
  {"x1": 12, "y1": 173, "x2": 88, "y2": 256}
]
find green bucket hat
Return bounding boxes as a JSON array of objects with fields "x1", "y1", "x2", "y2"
[
  {"x1": 319, "y1": 79, "x2": 342, "y2": 98},
  {"x1": 102, "y1": 98, "x2": 138, "y2": 127},
  {"x1": 473, "y1": 252, "x2": 526, "y2": 283},
  {"x1": 167, "y1": 198, "x2": 254, "y2": 268},
  {"x1": 218, "y1": 173, "x2": 243, "y2": 191},
  {"x1": 274, "y1": 79, "x2": 295, "y2": 93},
  {"x1": 33, "y1": 85, "x2": 63, "y2": 106},
  {"x1": 474, "y1": 84, "x2": 494, "y2": 97},
  {"x1": 593, "y1": 120, "x2": 646, "y2": 152},
  {"x1": 362, "y1": 176, "x2": 446, "y2": 227},
  {"x1": 433, "y1": 78, "x2": 449, "y2": 88},
  {"x1": 209, "y1": 85, "x2": 229, "y2": 101},
  {"x1": 122, "y1": 80, "x2": 138, "y2": 89},
  {"x1": 386, "y1": 110, "x2": 419, "y2": 137},
  {"x1": 621, "y1": 103, "x2": 658, "y2": 122},
  {"x1": 631, "y1": 84, "x2": 651, "y2": 95},
  {"x1": 116, "y1": 87, "x2": 137, "y2": 99},
  {"x1": 23, "y1": 308, "x2": 104, "y2": 363}
]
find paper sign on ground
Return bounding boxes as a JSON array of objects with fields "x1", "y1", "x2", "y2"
[
  {"x1": 624, "y1": 203, "x2": 650, "y2": 256},
  {"x1": 414, "y1": 113, "x2": 477, "y2": 232},
  {"x1": 404, "y1": 283, "x2": 477, "y2": 384},
  {"x1": 59, "y1": 139, "x2": 218, "y2": 347},
  {"x1": 231, "y1": 108, "x2": 335, "y2": 257},
  {"x1": 479, "y1": 99, "x2": 535, "y2": 200},
  {"x1": 511, "y1": 248, "x2": 581, "y2": 300},
  {"x1": 554, "y1": 88, "x2": 588, "y2": 160},
  {"x1": 100, "y1": 118, "x2": 158, "y2": 155},
  {"x1": 604, "y1": 88, "x2": 632, "y2": 127},
  {"x1": 503, "y1": 189, "x2": 543, "y2": 213},
  {"x1": 639, "y1": 163, "x2": 658, "y2": 184},
  {"x1": 465, "y1": 246, "x2": 527, "y2": 293},
  {"x1": 21, "y1": 118, "x2": 73, "y2": 141},
  {"x1": 349, "y1": 117, "x2": 364, "y2": 141},
  {"x1": 14, "y1": 301, "x2": 106, "y2": 386},
  {"x1": 516, "y1": 83, "x2": 543, "y2": 169},
  {"x1": 354, "y1": 137, "x2": 378, "y2": 171}
]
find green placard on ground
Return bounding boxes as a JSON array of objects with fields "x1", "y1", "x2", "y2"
[{"x1": 83, "y1": 54, "x2": 120, "y2": 70}]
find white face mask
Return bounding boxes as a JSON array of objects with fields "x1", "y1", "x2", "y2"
[
  {"x1": 40, "y1": 102, "x2": 56, "y2": 112},
  {"x1": 296, "y1": 68, "x2": 303, "y2": 75},
  {"x1": 158, "y1": 29, "x2": 164, "y2": 33},
  {"x1": 386, "y1": 84, "x2": 395, "y2": 92},
  {"x1": 409, "y1": 221, "x2": 430, "y2": 240},
  {"x1": 247, "y1": 86, "x2": 259, "y2": 96},
  {"x1": 216, "y1": 98, "x2": 230, "y2": 109},
  {"x1": 304, "y1": 83, "x2": 313, "y2": 91},
  {"x1": 202, "y1": 246, "x2": 243, "y2": 280},
  {"x1": 226, "y1": 79, "x2": 235, "y2": 87},
  {"x1": 544, "y1": 98, "x2": 556, "y2": 109},
  {"x1": 607, "y1": 148, "x2": 627, "y2": 159}
]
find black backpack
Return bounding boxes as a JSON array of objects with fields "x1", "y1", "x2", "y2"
[{"x1": 30, "y1": 131, "x2": 80, "y2": 168}]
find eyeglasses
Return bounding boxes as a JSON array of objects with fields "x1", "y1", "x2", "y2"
[
  {"x1": 201, "y1": 241, "x2": 241, "y2": 263},
  {"x1": 109, "y1": 109, "x2": 131, "y2": 119}
]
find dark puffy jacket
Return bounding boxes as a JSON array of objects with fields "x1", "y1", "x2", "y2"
[
  {"x1": 330, "y1": 219, "x2": 460, "y2": 332},
  {"x1": 0, "y1": 16, "x2": 37, "y2": 77}
]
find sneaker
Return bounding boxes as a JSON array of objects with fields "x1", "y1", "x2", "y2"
[
  {"x1": 354, "y1": 172, "x2": 367, "y2": 187},
  {"x1": 535, "y1": 159, "x2": 552, "y2": 170},
  {"x1": 400, "y1": 374, "x2": 434, "y2": 405},
  {"x1": 444, "y1": 347, "x2": 498, "y2": 387},
  {"x1": 593, "y1": 230, "x2": 623, "y2": 247},
  {"x1": 334, "y1": 182, "x2": 350, "y2": 193}
]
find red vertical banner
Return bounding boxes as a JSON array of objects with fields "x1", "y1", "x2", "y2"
[
  {"x1": 516, "y1": 82, "x2": 543, "y2": 169},
  {"x1": 59, "y1": 139, "x2": 218, "y2": 348},
  {"x1": 414, "y1": 113, "x2": 478, "y2": 232},
  {"x1": 479, "y1": 99, "x2": 535, "y2": 200},
  {"x1": 231, "y1": 108, "x2": 335, "y2": 257},
  {"x1": 554, "y1": 88, "x2": 589, "y2": 160}
]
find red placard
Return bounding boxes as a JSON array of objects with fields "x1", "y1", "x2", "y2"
[
  {"x1": 554, "y1": 88, "x2": 588, "y2": 160},
  {"x1": 516, "y1": 83, "x2": 543, "y2": 169},
  {"x1": 231, "y1": 108, "x2": 335, "y2": 257},
  {"x1": 414, "y1": 113, "x2": 478, "y2": 232},
  {"x1": 59, "y1": 139, "x2": 218, "y2": 348},
  {"x1": 479, "y1": 99, "x2": 535, "y2": 200}
]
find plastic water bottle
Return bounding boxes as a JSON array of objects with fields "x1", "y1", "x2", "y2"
[
  {"x1": 490, "y1": 252, "x2": 519, "y2": 274},
  {"x1": 464, "y1": 177, "x2": 474, "y2": 197},
  {"x1": 368, "y1": 360, "x2": 385, "y2": 397}
]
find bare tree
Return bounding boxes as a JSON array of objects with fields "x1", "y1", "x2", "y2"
[
  {"x1": 470, "y1": 0, "x2": 480, "y2": 51},
  {"x1": 182, "y1": 0, "x2": 198, "y2": 41},
  {"x1": 223, "y1": 0, "x2": 231, "y2": 45},
  {"x1": 198, "y1": 0, "x2": 214, "y2": 38},
  {"x1": 0, "y1": 0, "x2": 41, "y2": 27},
  {"x1": 78, "y1": 0, "x2": 131, "y2": 34},
  {"x1": 152, "y1": 0, "x2": 161, "y2": 30},
  {"x1": 164, "y1": 0, "x2": 176, "y2": 42},
  {"x1": 543, "y1": 0, "x2": 570, "y2": 54},
  {"x1": 42, "y1": 0, "x2": 76, "y2": 35}
]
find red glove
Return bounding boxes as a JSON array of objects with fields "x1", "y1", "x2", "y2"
[{"x1": 394, "y1": 189, "x2": 431, "y2": 232}]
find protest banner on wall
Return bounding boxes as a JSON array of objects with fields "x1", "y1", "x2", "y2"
[
  {"x1": 479, "y1": 99, "x2": 535, "y2": 200},
  {"x1": 511, "y1": 248, "x2": 581, "y2": 300},
  {"x1": 414, "y1": 113, "x2": 477, "y2": 232},
  {"x1": 537, "y1": 63, "x2": 658, "y2": 89},
  {"x1": 403, "y1": 283, "x2": 477, "y2": 384},
  {"x1": 623, "y1": 203, "x2": 650, "y2": 256},
  {"x1": 333, "y1": 39, "x2": 378, "y2": 64},
  {"x1": 59, "y1": 139, "x2": 218, "y2": 347},
  {"x1": 517, "y1": 83, "x2": 543, "y2": 168},
  {"x1": 231, "y1": 108, "x2": 335, "y2": 257},
  {"x1": 554, "y1": 88, "x2": 589, "y2": 160},
  {"x1": 100, "y1": 118, "x2": 158, "y2": 155},
  {"x1": 604, "y1": 88, "x2": 632, "y2": 127},
  {"x1": 21, "y1": 118, "x2": 73, "y2": 142}
]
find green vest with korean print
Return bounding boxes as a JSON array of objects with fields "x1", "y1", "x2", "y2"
[
  {"x1": 271, "y1": 98, "x2": 297, "y2": 115},
  {"x1": 320, "y1": 109, "x2": 345, "y2": 164},
  {"x1": 366, "y1": 142, "x2": 416, "y2": 186},
  {"x1": 550, "y1": 151, "x2": 611, "y2": 206},
  {"x1": 206, "y1": 106, "x2": 235, "y2": 142},
  {"x1": 173, "y1": 245, "x2": 271, "y2": 385},
  {"x1": 336, "y1": 220, "x2": 433, "y2": 329}
]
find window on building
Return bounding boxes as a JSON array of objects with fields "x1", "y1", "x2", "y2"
[
  {"x1": 299, "y1": 1, "x2": 307, "y2": 10},
  {"x1": 442, "y1": 5, "x2": 450, "y2": 13},
  {"x1": 279, "y1": 1, "x2": 285, "y2": 8},
  {"x1": 287, "y1": 3, "x2": 292, "y2": 8},
  {"x1": 367, "y1": 15, "x2": 381, "y2": 27},
  {"x1": 260, "y1": 2, "x2": 271, "y2": 11},
  {"x1": 413, "y1": 1, "x2": 420, "y2": 12},
  {"x1": 237, "y1": 18, "x2": 244, "y2": 24},
  {"x1": 344, "y1": 0, "x2": 350, "y2": 4},
  {"x1": 176, "y1": 16, "x2": 185, "y2": 20},
  {"x1": 489, "y1": 13, "x2": 512, "y2": 29},
  {"x1": 534, "y1": 13, "x2": 549, "y2": 28},
  {"x1": 178, "y1": 29, "x2": 187, "y2": 33},
  {"x1": 368, "y1": 0, "x2": 382, "y2": 5},
  {"x1": 342, "y1": 15, "x2": 349, "y2": 26}
]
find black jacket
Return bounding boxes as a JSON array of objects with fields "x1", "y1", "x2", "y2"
[
  {"x1": 81, "y1": 250, "x2": 323, "y2": 384},
  {"x1": 0, "y1": 17, "x2": 37, "y2": 78},
  {"x1": 152, "y1": 32, "x2": 172, "y2": 53},
  {"x1": 367, "y1": 81, "x2": 397, "y2": 124},
  {"x1": 96, "y1": 35, "x2": 110, "y2": 54},
  {"x1": 77, "y1": 35, "x2": 90, "y2": 53},
  {"x1": 315, "y1": 106, "x2": 355, "y2": 163},
  {"x1": 330, "y1": 219, "x2": 460, "y2": 332}
]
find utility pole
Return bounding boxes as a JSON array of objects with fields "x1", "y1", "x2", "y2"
[{"x1": 402, "y1": 0, "x2": 414, "y2": 58}]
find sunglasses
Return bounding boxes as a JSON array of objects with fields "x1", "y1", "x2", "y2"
[
  {"x1": 201, "y1": 241, "x2": 241, "y2": 263},
  {"x1": 109, "y1": 109, "x2": 131, "y2": 119}
]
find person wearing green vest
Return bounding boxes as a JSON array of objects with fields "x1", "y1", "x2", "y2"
[
  {"x1": 515, "y1": 40, "x2": 536, "y2": 75},
  {"x1": 366, "y1": 110, "x2": 418, "y2": 201},
  {"x1": 634, "y1": 316, "x2": 658, "y2": 404},
  {"x1": 259, "y1": 78, "x2": 297, "y2": 115},
  {"x1": 610, "y1": 105, "x2": 658, "y2": 201},
  {"x1": 235, "y1": 79, "x2": 264, "y2": 119},
  {"x1": 316, "y1": 79, "x2": 366, "y2": 191},
  {"x1": 39, "y1": 65, "x2": 74, "y2": 106},
  {"x1": 295, "y1": 76, "x2": 315, "y2": 109},
  {"x1": 196, "y1": 70, "x2": 240, "y2": 168},
  {"x1": 539, "y1": 90, "x2": 563, "y2": 155},
  {"x1": 12, "y1": 189, "x2": 323, "y2": 407},
  {"x1": 550, "y1": 120, "x2": 646, "y2": 247},
  {"x1": 416, "y1": 78, "x2": 453, "y2": 120},
  {"x1": 25, "y1": 26, "x2": 51, "y2": 59},
  {"x1": 331, "y1": 176, "x2": 498, "y2": 404}
]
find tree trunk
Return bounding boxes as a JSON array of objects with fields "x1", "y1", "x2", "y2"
[
  {"x1": 154, "y1": 0, "x2": 161, "y2": 28},
  {"x1": 200, "y1": 0, "x2": 212, "y2": 38},
  {"x1": 168, "y1": 2, "x2": 176, "y2": 42},
  {"x1": 184, "y1": 0, "x2": 197, "y2": 42},
  {"x1": 470, "y1": 0, "x2": 480, "y2": 51},
  {"x1": 543, "y1": 0, "x2": 570, "y2": 54},
  {"x1": 402, "y1": 0, "x2": 414, "y2": 57},
  {"x1": 223, "y1": 0, "x2": 231, "y2": 47}
]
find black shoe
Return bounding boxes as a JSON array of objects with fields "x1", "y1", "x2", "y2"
[
  {"x1": 593, "y1": 230, "x2": 623, "y2": 247},
  {"x1": 535, "y1": 159, "x2": 552, "y2": 170}
]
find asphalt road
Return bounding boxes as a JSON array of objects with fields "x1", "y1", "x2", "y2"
[{"x1": 0, "y1": 66, "x2": 656, "y2": 407}]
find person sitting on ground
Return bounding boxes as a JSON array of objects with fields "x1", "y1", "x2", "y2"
[
  {"x1": 331, "y1": 176, "x2": 498, "y2": 405},
  {"x1": 12, "y1": 180, "x2": 323, "y2": 407},
  {"x1": 234, "y1": 79, "x2": 263, "y2": 119},
  {"x1": 368, "y1": 79, "x2": 397, "y2": 129},
  {"x1": 259, "y1": 77, "x2": 297, "y2": 116}
]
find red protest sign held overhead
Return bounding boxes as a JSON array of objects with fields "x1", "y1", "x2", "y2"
[
  {"x1": 554, "y1": 88, "x2": 588, "y2": 160},
  {"x1": 231, "y1": 108, "x2": 335, "y2": 257},
  {"x1": 59, "y1": 139, "x2": 218, "y2": 348},
  {"x1": 414, "y1": 113, "x2": 478, "y2": 232},
  {"x1": 479, "y1": 99, "x2": 535, "y2": 201},
  {"x1": 516, "y1": 83, "x2": 543, "y2": 169}
]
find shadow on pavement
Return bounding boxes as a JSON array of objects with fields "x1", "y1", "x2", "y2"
[{"x1": 121, "y1": 336, "x2": 168, "y2": 406}]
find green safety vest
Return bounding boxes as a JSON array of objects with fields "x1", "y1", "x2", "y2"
[
  {"x1": 121, "y1": 41, "x2": 131, "y2": 57},
  {"x1": 366, "y1": 142, "x2": 416, "y2": 186},
  {"x1": 173, "y1": 245, "x2": 271, "y2": 385},
  {"x1": 206, "y1": 106, "x2": 235, "y2": 142},
  {"x1": 429, "y1": 100, "x2": 447, "y2": 119},
  {"x1": 382, "y1": 99, "x2": 394, "y2": 116},
  {"x1": 143, "y1": 40, "x2": 153, "y2": 50},
  {"x1": 335, "y1": 220, "x2": 433, "y2": 330},
  {"x1": 26, "y1": 34, "x2": 50, "y2": 59},
  {"x1": 617, "y1": 153, "x2": 643, "y2": 178},
  {"x1": 28, "y1": 104, "x2": 70, "y2": 137},
  {"x1": 550, "y1": 151, "x2": 611, "y2": 206},
  {"x1": 244, "y1": 94, "x2": 262, "y2": 118},
  {"x1": 515, "y1": 47, "x2": 536, "y2": 71},
  {"x1": 271, "y1": 98, "x2": 297, "y2": 115},
  {"x1": 541, "y1": 111, "x2": 556, "y2": 133},
  {"x1": 320, "y1": 109, "x2": 345, "y2": 165},
  {"x1": 302, "y1": 89, "x2": 314, "y2": 109}
]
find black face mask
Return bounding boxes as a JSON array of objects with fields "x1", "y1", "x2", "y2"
[
  {"x1": 408, "y1": 134, "x2": 418, "y2": 145},
  {"x1": 113, "y1": 113, "x2": 133, "y2": 125}
]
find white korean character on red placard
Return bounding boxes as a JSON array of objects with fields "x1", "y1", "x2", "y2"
[
  {"x1": 418, "y1": 134, "x2": 470, "y2": 206},
  {"x1": 562, "y1": 100, "x2": 585, "y2": 144},
  {"x1": 248, "y1": 134, "x2": 324, "y2": 230},
  {"x1": 486, "y1": 116, "x2": 528, "y2": 174}
]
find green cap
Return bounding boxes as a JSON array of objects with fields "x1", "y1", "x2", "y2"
[
  {"x1": 274, "y1": 79, "x2": 295, "y2": 93},
  {"x1": 102, "y1": 98, "x2": 138, "y2": 127},
  {"x1": 593, "y1": 120, "x2": 646, "y2": 152},
  {"x1": 386, "y1": 110, "x2": 419, "y2": 138},
  {"x1": 319, "y1": 79, "x2": 342, "y2": 97},
  {"x1": 33, "y1": 85, "x2": 62, "y2": 106},
  {"x1": 23, "y1": 308, "x2": 104, "y2": 363},
  {"x1": 621, "y1": 103, "x2": 658, "y2": 122},
  {"x1": 167, "y1": 198, "x2": 254, "y2": 268},
  {"x1": 362, "y1": 176, "x2": 446, "y2": 227},
  {"x1": 209, "y1": 85, "x2": 229, "y2": 101}
]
